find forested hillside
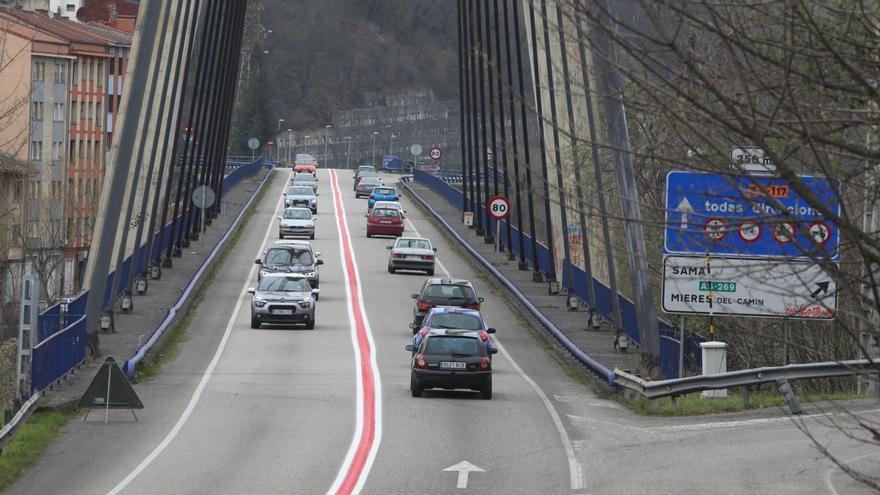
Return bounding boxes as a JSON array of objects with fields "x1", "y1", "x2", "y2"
[{"x1": 263, "y1": 0, "x2": 459, "y2": 128}]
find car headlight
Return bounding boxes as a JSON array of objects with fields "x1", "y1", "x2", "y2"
[
  {"x1": 304, "y1": 271, "x2": 317, "y2": 278},
  {"x1": 254, "y1": 298, "x2": 267, "y2": 308},
  {"x1": 309, "y1": 198, "x2": 316, "y2": 204},
  {"x1": 298, "y1": 301, "x2": 312, "y2": 309}
]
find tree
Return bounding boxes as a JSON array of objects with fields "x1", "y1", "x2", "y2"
[{"x1": 229, "y1": 43, "x2": 275, "y2": 155}]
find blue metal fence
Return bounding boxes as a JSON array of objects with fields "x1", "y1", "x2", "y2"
[
  {"x1": 29, "y1": 158, "x2": 266, "y2": 394},
  {"x1": 411, "y1": 168, "x2": 702, "y2": 378}
]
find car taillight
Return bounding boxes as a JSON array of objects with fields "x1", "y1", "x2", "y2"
[
  {"x1": 421, "y1": 255, "x2": 434, "y2": 260},
  {"x1": 479, "y1": 331, "x2": 489, "y2": 342},
  {"x1": 467, "y1": 303, "x2": 480, "y2": 310},
  {"x1": 416, "y1": 354, "x2": 428, "y2": 369},
  {"x1": 479, "y1": 357, "x2": 490, "y2": 370},
  {"x1": 417, "y1": 301, "x2": 432, "y2": 312},
  {"x1": 392, "y1": 253, "x2": 403, "y2": 259}
]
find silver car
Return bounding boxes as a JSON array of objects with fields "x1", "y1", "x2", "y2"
[
  {"x1": 372, "y1": 201, "x2": 406, "y2": 218},
  {"x1": 387, "y1": 237, "x2": 436, "y2": 275},
  {"x1": 284, "y1": 185, "x2": 317, "y2": 213},
  {"x1": 279, "y1": 207, "x2": 316, "y2": 239},
  {"x1": 248, "y1": 273, "x2": 319, "y2": 329},
  {"x1": 292, "y1": 172, "x2": 318, "y2": 192},
  {"x1": 256, "y1": 241, "x2": 323, "y2": 294}
]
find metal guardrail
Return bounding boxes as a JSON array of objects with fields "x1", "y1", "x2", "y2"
[
  {"x1": 0, "y1": 392, "x2": 41, "y2": 454},
  {"x1": 400, "y1": 179, "x2": 617, "y2": 385},
  {"x1": 614, "y1": 359, "x2": 880, "y2": 400},
  {"x1": 122, "y1": 163, "x2": 274, "y2": 377}
]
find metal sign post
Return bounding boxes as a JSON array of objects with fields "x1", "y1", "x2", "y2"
[
  {"x1": 487, "y1": 195, "x2": 510, "y2": 262},
  {"x1": 247, "y1": 137, "x2": 259, "y2": 162},
  {"x1": 191, "y1": 185, "x2": 216, "y2": 234},
  {"x1": 16, "y1": 269, "x2": 39, "y2": 400}
]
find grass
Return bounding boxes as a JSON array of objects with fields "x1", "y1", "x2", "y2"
[
  {"x1": 134, "y1": 171, "x2": 275, "y2": 382},
  {"x1": 401, "y1": 187, "x2": 865, "y2": 416},
  {"x1": 0, "y1": 410, "x2": 78, "y2": 491}
]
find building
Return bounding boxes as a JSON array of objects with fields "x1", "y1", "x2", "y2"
[
  {"x1": 77, "y1": 0, "x2": 138, "y2": 33},
  {"x1": 0, "y1": 0, "x2": 84, "y2": 19},
  {"x1": 0, "y1": 7, "x2": 130, "y2": 299}
]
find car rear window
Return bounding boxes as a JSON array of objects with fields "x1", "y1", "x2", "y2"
[
  {"x1": 423, "y1": 284, "x2": 476, "y2": 301},
  {"x1": 426, "y1": 313, "x2": 482, "y2": 331},
  {"x1": 396, "y1": 239, "x2": 431, "y2": 250},
  {"x1": 424, "y1": 336, "x2": 482, "y2": 356},
  {"x1": 372, "y1": 209, "x2": 400, "y2": 218},
  {"x1": 374, "y1": 188, "x2": 394, "y2": 195}
]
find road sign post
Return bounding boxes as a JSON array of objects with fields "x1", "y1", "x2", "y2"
[
  {"x1": 487, "y1": 195, "x2": 510, "y2": 261},
  {"x1": 430, "y1": 146, "x2": 442, "y2": 161}
]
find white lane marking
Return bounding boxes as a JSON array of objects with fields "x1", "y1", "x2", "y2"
[
  {"x1": 443, "y1": 460, "x2": 486, "y2": 489},
  {"x1": 825, "y1": 449, "x2": 880, "y2": 495},
  {"x1": 107, "y1": 169, "x2": 291, "y2": 495},
  {"x1": 403, "y1": 204, "x2": 585, "y2": 491},
  {"x1": 326, "y1": 169, "x2": 383, "y2": 495}
]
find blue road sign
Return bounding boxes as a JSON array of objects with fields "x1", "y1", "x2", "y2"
[{"x1": 664, "y1": 171, "x2": 840, "y2": 260}]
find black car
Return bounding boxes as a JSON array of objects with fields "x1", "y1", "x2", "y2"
[
  {"x1": 406, "y1": 329, "x2": 496, "y2": 399},
  {"x1": 255, "y1": 241, "x2": 323, "y2": 295},
  {"x1": 411, "y1": 278, "x2": 483, "y2": 325}
]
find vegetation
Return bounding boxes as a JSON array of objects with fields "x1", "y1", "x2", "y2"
[{"x1": 0, "y1": 410, "x2": 78, "y2": 491}]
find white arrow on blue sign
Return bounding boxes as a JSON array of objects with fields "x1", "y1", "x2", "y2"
[{"x1": 664, "y1": 171, "x2": 841, "y2": 261}]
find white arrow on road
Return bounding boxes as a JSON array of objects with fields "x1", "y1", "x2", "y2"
[
  {"x1": 676, "y1": 197, "x2": 695, "y2": 230},
  {"x1": 443, "y1": 460, "x2": 486, "y2": 489}
]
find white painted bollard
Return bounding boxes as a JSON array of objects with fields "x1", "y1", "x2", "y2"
[{"x1": 700, "y1": 341, "x2": 728, "y2": 398}]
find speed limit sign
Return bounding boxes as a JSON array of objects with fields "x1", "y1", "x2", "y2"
[
  {"x1": 487, "y1": 195, "x2": 510, "y2": 220},
  {"x1": 430, "y1": 147, "x2": 442, "y2": 160}
]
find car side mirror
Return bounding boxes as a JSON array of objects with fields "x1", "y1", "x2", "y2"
[
  {"x1": 247, "y1": 287, "x2": 255, "y2": 294},
  {"x1": 489, "y1": 348, "x2": 498, "y2": 355},
  {"x1": 364, "y1": 214, "x2": 369, "y2": 218},
  {"x1": 478, "y1": 297, "x2": 485, "y2": 303},
  {"x1": 408, "y1": 322, "x2": 417, "y2": 329},
  {"x1": 405, "y1": 344, "x2": 415, "y2": 352},
  {"x1": 433, "y1": 248, "x2": 438, "y2": 252},
  {"x1": 277, "y1": 216, "x2": 282, "y2": 220},
  {"x1": 487, "y1": 328, "x2": 496, "y2": 334},
  {"x1": 255, "y1": 259, "x2": 262, "y2": 264},
  {"x1": 312, "y1": 289, "x2": 321, "y2": 295},
  {"x1": 316, "y1": 259, "x2": 324, "y2": 265},
  {"x1": 411, "y1": 293, "x2": 419, "y2": 299},
  {"x1": 386, "y1": 246, "x2": 392, "y2": 250},
  {"x1": 315, "y1": 192, "x2": 320, "y2": 196}
]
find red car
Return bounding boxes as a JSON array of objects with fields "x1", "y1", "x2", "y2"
[
  {"x1": 366, "y1": 208, "x2": 404, "y2": 238},
  {"x1": 295, "y1": 162, "x2": 317, "y2": 175}
]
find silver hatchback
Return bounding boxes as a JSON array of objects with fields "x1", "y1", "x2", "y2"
[{"x1": 248, "y1": 273, "x2": 319, "y2": 329}]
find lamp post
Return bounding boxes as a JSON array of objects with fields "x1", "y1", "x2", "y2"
[
  {"x1": 287, "y1": 128, "x2": 293, "y2": 164},
  {"x1": 390, "y1": 133, "x2": 397, "y2": 156},
  {"x1": 324, "y1": 124, "x2": 332, "y2": 167},
  {"x1": 344, "y1": 136, "x2": 352, "y2": 170},
  {"x1": 371, "y1": 131, "x2": 379, "y2": 168},
  {"x1": 276, "y1": 119, "x2": 285, "y2": 161},
  {"x1": 304, "y1": 135, "x2": 310, "y2": 157}
]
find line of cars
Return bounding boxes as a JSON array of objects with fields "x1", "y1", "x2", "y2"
[{"x1": 353, "y1": 167, "x2": 498, "y2": 399}]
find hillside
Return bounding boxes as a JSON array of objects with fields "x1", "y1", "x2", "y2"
[{"x1": 262, "y1": 0, "x2": 460, "y2": 129}]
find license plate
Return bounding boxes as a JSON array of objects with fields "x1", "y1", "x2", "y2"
[
  {"x1": 407, "y1": 255, "x2": 423, "y2": 259},
  {"x1": 380, "y1": 220, "x2": 392, "y2": 224},
  {"x1": 439, "y1": 361, "x2": 466, "y2": 369},
  {"x1": 273, "y1": 309, "x2": 294, "y2": 315}
]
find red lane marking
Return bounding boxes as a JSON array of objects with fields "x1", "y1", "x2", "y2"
[{"x1": 331, "y1": 169, "x2": 378, "y2": 494}]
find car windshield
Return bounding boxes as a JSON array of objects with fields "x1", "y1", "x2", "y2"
[
  {"x1": 283, "y1": 209, "x2": 311, "y2": 220},
  {"x1": 423, "y1": 284, "x2": 476, "y2": 300},
  {"x1": 396, "y1": 238, "x2": 431, "y2": 250},
  {"x1": 426, "y1": 313, "x2": 483, "y2": 330},
  {"x1": 287, "y1": 187, "x2": 313, "y2": 195},
  {"x1": 264, "y1": 247, "x2": 313, "y2": 267},
  {"x1": 424, "y1": 336, "x2": 482, "y2": 357},
  {"x1": 374, "y1": 188, "x2": 395, "y2": 196},
  {"x1": 258, "y1": 277, "x2": 311, "y2": 292},
  {"x1": 358, "y1": 166, "x2": 374, "y2": 172},
  {"x1": 372, "y1": 209, "x2": 399, "y2": 218}
]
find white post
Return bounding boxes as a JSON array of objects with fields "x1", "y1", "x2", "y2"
[
  {"x1": 700, "y1": 341, "x2": 728, "y2": 398},
  {"x1": 678, "y1": 315, "x2": 686, "y2": 378},
  {"x1": 16, "y1": 267, "x2": 40, "y2": 400},
  {"x1": 104, "y1": 363, "x2": 111, "y2": 424}
]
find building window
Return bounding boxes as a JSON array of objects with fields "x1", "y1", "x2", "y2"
[
  {"x1": 80, "y1": 102, "x2": 86, "y2": 121},
  {"x1": 52, "y1": 141, "x2": 62, "y2": 161},
  {"x1": 66, "y1": 4, "x2": 75, "y2": 12},
  {"x1": 10, "y1": 225, "x2": 21, "y2": 246},
  {"x1": 95, "y1": 102, "x2": 102, "y2": 126},
  {"x1": 30, "y1": 141, "x2": 43, "y2": 160},
  {"x1": 32, "y1": 61, "x2": 45, "y2": 81},
  {"x1": 55, "y1": 62, "x2": 66, "y2": 83},
  {"x1": 53, "y1": 102, "x2": 64, "y2": 121},
  {"x1": 12, "y1": 181, "x2": 22, "y2": 201},
  {"x1": 96, "y1": 63, "x2": 103, "y2": 85},
  {"x1": 32, "y1": 101, "x2": 44, "y2": 120},
  {"x1": 108, "y1": 57, "x2": 116, "y2": 76}
]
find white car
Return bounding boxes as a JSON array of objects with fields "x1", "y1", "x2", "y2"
[
  {"x1": 372, "y1": 201, "x2": 406, "y2": 218},
  {"x1": 386, "y1": 237, "x2": 436, "y2": 275},
  {"x1": 278, "y1": 207, "x2": 316, "y2": 239}
]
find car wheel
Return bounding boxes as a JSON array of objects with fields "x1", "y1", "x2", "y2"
[
  {"x1": 388, "y1": 264, "x2": 395, "y2": 274},
  {"x1": 367, "y1": 232, "x2": 372, "y2": 238},
  {"x1": 426, "y1": 268, "x2": 435, "y2": 276},
  {"x1": 278, "y1": 232, "x2": 284, "y2": 239},
  {"x1": 250, "y1": 314, "x2": 260, "y2": 329},
  {"x1": 481, "y1": 377, "x2": 492, "y2": 400},
  {"x1": 410, "y1": 373, "x2": 422, "y2": 397},
  {"x1": 304, "y1": 318, "x2": 315, "y2": 330},
  {"x1": 310, "y1": 233, "x2": 315, "y2": 240}
]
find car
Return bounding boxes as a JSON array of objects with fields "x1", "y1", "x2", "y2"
[
  {"x1": 366, "y1": 207, "x2": 404, "y2": 238},
  {"x1": 368, "y1": 186, "x2": 400, "y2": 209},
  {"x1": 255, "y1": 241, "x2": 323, "y2": 294},
  {"x1": 292, "y1": 172, "x2": 318, "y2": 193},
  {"x1": 278, "y1": 207, "x2": 316, "y2": 239},
  {"x1": 352, "y1": 165, "x2": 376, "y2": 180},
  {"x1": 284, "y1": 185, "x2": 318, "y2": 213},
  {"x1": 355, "y1": 176, "x2": 383, "y2": 198},
  {"x1": 294, "y1": 162, "x2": 317, "y2": 175},
  {"x1": 248, "y1": 273, "x2": 319, "y2": 329},
  {"x1": 405, "y1": 329, "x2": 497, "y2": 399},
  {"x1": 371, "y1": 201, "x2": 406, "y2": 218},
  {"x1": 411, "y1": 278, "x2": 483, "y2": 325},
  {"x1": 353, "y1": 170, "x2": 379, "y2": 191},
  {"x1": 411, "y1": 307, "x2": 496, "y2": 357},
  {"x1": 386, "y1": 237, "x2": 436, "y2": 274}
]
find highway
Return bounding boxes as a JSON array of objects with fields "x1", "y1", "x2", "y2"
[{"x1": 8, "y1": 168, "x2": 880, "y2": 495}]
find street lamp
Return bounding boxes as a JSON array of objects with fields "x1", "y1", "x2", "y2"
[
  {"x1": 390, "y1": 134, "x2": 397, "y2": 156},
  {"x1": 276, "y1": 119, "x2": 285, "y2": 162},
  {"x1": 323, "y1": 125, "x2": 332, "y2": 167},
  {"x1": 303, "y1": 135, "x2": 310, "y2": 157},
  {"x1": 344, "y1": 136, "x2": 352, "y2": 170},
  {"x1": 287, "y1": 128, "x2": 293, "y2": 164},
  {"x1": 371, "y1": 131, "x2": 379, "y2": 168}
]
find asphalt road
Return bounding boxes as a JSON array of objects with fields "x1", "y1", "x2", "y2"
[{"x1": 8, "y1": 168, "x2": 880, "y2": 495}]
